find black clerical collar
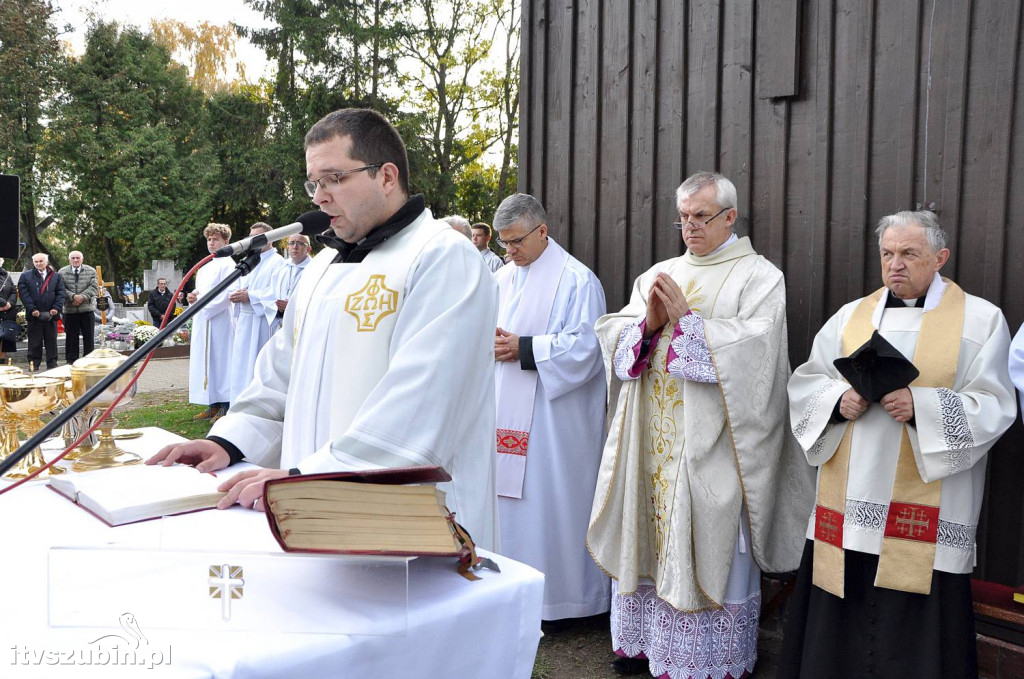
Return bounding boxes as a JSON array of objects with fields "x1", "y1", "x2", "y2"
[
  {"x1": 884, "y1": 293, "x2": 925, "y2": 308},
  {"x1": 317, "y1": 194, "x2": 426, "y2": 264}
]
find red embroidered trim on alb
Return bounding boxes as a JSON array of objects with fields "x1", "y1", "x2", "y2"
[{"x1": 496, "y1": 429, "x2": 529, "y2": 456}]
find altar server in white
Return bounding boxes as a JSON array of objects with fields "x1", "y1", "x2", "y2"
[
  {"x1": 150, "y1": 108, "x2": 499, "y2": 551},
  {"x1": 781, "y1": 210, "x2": 1016, "y2": 678},
  {"x1": 588, "y1": 172, "x2": 813, "y2": 678},
  {"x1": 270, "y1": 234, "x2": 312, "y2": 333},
  {"x1": 227, "y1": 222, "x2": 286, "y2": 401},
  {"x1": 187, "y1": 223, "x2": 237, "y2": 421},
  {"x1": 491, "y1": 193, "x2": 610, "y2": 622}
]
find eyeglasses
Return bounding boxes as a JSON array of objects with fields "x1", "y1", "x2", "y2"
[
  {"x1": 286, "y1": 241, "x2": 310, "y2": 248},
  {"x1": 673, "y1": 207, "x2": 729, "y2": 230},
  {"x1": 496, "y1": 223, "x2": 544, "y2": 249},
  {"x1": 304, "y1": 164, "x2": 383, "y2": 197}
]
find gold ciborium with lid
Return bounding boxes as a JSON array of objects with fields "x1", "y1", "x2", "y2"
[
  {"x1": 68, "y1": 346, "x2": 141, "y2": 473},
  {"x1": 0, "y1": 373, "x2": 65, "y2": 479}
]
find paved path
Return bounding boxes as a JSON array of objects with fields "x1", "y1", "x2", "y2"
[{"x1": 6, "y1": 339, "x2": 190, "y2": 395}]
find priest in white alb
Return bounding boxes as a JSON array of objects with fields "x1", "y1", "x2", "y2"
[
  {"x1": 270, "y1": 234, "x2": 312, "y2": 334},
  {"x1": 227, "y1": 222, "x2": 286, "y2": 402},
  {"x1": 780, "y1": 210, "x2": 1016, "y2": 678},
  {"x1": 149, "y1": 108, "x2": 499, "y2": 551},
  {"x1": 491, "y1": 193, "x2": 610, "y2": 622},
  {"x1": 588, "y1": 172, "x2": 813, "y2": 679},
  {"x1": 187, "y1": 223, "x2": 237, "y2": 421}
]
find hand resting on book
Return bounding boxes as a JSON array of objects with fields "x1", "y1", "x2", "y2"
[
  {"x1": 215, "y1": 467, "x2": 290, "y2": 511},
  {"x1": 146, "y1": 440, "x2": 289, "y2": 512},
  {"x1": 147, "y1": 439, "x2": 231, "y2": 473}
]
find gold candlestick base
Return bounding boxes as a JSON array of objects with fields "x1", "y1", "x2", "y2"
[
  {"x1": 2, "y1": 447, "x2": 65, "y2": 480},
  {"x1": 70, "y1": 417, "x2": 142, "y2": 473}
]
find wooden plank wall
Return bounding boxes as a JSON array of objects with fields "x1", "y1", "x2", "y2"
[{"x1": 519, "y1": 0, "x2": 1024, "y2": 584}]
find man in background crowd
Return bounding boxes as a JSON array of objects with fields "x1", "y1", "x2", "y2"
[
  {"x1": 272, "y1": 234, "x2": 312, "y2": 333},
  {"x1": 58, "y1": 250, "x2": 97, "y2": 364},
  {"x1": 147, "y1": 277, "x2": 177, "y2": 328},
  {"x1": 473, "y1": 222, "x2": 505, "y2": 273},
  {"x1": 227, "y1": 222, "x2": 286, "y2": 401},
  {"x1": 443, "y1": 214, "x2": 473, "y2": 240},
  {"x1": 19, "y1": 253, "x2": 65, "y2": 371},
  {"x1": 187, "y1": 224, "x2": 235, "y2": 422}
]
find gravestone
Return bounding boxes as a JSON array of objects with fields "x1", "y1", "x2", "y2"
[{"x1": 143, "y1": 260, "x2": 182, "y2": 292}]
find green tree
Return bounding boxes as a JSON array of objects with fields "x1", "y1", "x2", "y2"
[
  {"x1": 479, "y1": 0, "x2": 520, "y2": 198},
  {"x1": 396, "y1": 0, "x2": 500, "y2": 216},
  {"x1": 0, "y1": 0, "x2": 68, "y2": 265},
  {"x1": 43, "y1": 22, "x2": 217, "y2": 298}
]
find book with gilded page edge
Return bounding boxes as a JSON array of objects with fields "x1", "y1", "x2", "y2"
[{"x1": 263, "y1": 465, "x2": 471, "y2": 558}]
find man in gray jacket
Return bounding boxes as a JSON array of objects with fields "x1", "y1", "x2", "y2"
[{"x1": 58, "y1": 251, "x2": 98, "y2": 364}]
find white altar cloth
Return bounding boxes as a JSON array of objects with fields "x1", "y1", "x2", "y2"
[{"x1": 0, "y1": 430, "x2": 544, "y2": 678}]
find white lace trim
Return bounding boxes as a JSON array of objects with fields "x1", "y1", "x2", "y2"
[
  {"x1": 935, "y1": 387, "x2": 974, "y2": 475},
  {"x1": 667, "y1": 314, "x2": 717, "y2": 384},
  {"x1": 793, "y1": 383, "x2": 833, "y2": 442},
  {"x1": 611, "y1": 582, "x2": 758, "y2": 679},
  {"x1": 614, "y1": 321, "x2": 645, "y2": 381}
]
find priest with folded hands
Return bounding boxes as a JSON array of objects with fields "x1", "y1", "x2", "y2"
[
  {"x1": 491, "y1": 193, "x2": 610, "y2": 623},
  {"x1": 780, "y1": 210, "x2": 1017, "y2": 678}
]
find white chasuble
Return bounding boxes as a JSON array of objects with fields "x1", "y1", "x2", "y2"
[
  {"x1": 789, "y1": 274, "x2": 1017, "y2": 575},
  {"x1": 210, "y1": 210, "x2": 500, "y2": 551},
  {"x1": 494, "y1": 239, "x2": 568, "y2": 499},
  {"x1": 229, "y1": 248, "x2": 286, "y2": 401},
  {"x1": 188, "y1": 256, "x2": 237, "y2": 405},
  {"x1": 495, "y1": 242, "x2": 611, "y2": 620},
  {"x1": 588, "y1": 237, "x2": 814, "y2": 611}
]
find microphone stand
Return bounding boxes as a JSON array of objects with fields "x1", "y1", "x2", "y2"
[{"x1": 0, "y1": 250, "x2": 264, "y2": 477}]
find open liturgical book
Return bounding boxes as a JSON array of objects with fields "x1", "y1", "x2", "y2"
[
  {"x1": 48, "y1": 463, "x2": 257, "y2": 526},
  {"x1": 263, "y1": 466, "x2": 473, "y2": 559}
]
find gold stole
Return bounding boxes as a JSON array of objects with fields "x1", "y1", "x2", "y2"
[{"x1": 812, "y1": 280, "x2": 964, "y2": 597}]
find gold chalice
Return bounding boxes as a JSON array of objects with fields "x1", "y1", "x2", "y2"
[
  {"x1": 0, "y1": 374, "x2": 66, "y2": 479},
  {"x1": 68, "y1": 347, "x2": 140, "y2": 473},
  {"x1": 0, "y1": 365, "x2": 23, "y2": 463}
]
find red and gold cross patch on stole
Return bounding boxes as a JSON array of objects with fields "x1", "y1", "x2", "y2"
[
  {"x1": 814, "y1": 505, "x2": 844, "y2": 547},
  {"x1": 884, "y1": 502, "x2": 939, "y2": 543},
  {"x1": 496, "y1": 428, "x2": 529, "y2": 456}
]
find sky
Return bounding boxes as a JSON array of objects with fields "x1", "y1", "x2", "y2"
[{"x1": 52, "y1": 0, "x2": 275, "y2": 80}]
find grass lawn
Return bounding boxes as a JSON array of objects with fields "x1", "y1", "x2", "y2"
[{"x1": 116, "y1": 389, "x2": 213, "y2": 440}]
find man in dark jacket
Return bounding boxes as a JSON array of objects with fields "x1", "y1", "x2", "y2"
[
  {"x1": 147, "y1": 278, "x2": 176, "y2": 327},
  {"x1": 18, "y1": 253, "x2": 65, "y2": 370}
]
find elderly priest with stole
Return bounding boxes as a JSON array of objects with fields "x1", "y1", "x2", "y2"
[
  {"x1": 492, "y1": 193, "x2": 610, "y2": 623},
  {"x1": 149, "y1": 108, "x2": 499, "y2": 551},
  {"x1": 779, "y1": 210, "x2": 1017, "y2": 678},
  {"x1": 588, "y1": 172, "x2": 813, "y2": 678}
]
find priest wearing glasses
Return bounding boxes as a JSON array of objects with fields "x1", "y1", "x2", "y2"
[
  {"x1": 588, "y1": 171, "x2": 812, "y2": 678},
  {"x1": 781, "y1": 210, "x2": 1016, "y2": 678},
  {"x1": 491, "y1": 193, "x2": 610, "y2": 624},
  {"x1": 149, "y1": 108, "x2": 499, "y2": 551}
]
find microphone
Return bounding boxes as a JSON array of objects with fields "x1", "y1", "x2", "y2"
[{"x1": 214, "y1": 211, "x2": 331, "y2": 258}]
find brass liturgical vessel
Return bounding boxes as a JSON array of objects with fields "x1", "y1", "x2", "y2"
[
  {"x1": 0, "y1": 373, "x2": 66, "y2": 479},
  {"x1": 68, "y1": 346, "x2": 141, "y2": 473},
  {"x1": 0, "y1": 364, "x2": 24, "y2": 465}
]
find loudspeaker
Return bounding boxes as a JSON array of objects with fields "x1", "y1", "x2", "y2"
[{"x1": 0, "y1": 175, "x2": 20, "y2": 260}]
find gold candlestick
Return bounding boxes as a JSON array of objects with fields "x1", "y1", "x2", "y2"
[{"x1": 68, "y1": 347, "x2": 141, "y2": 473}]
